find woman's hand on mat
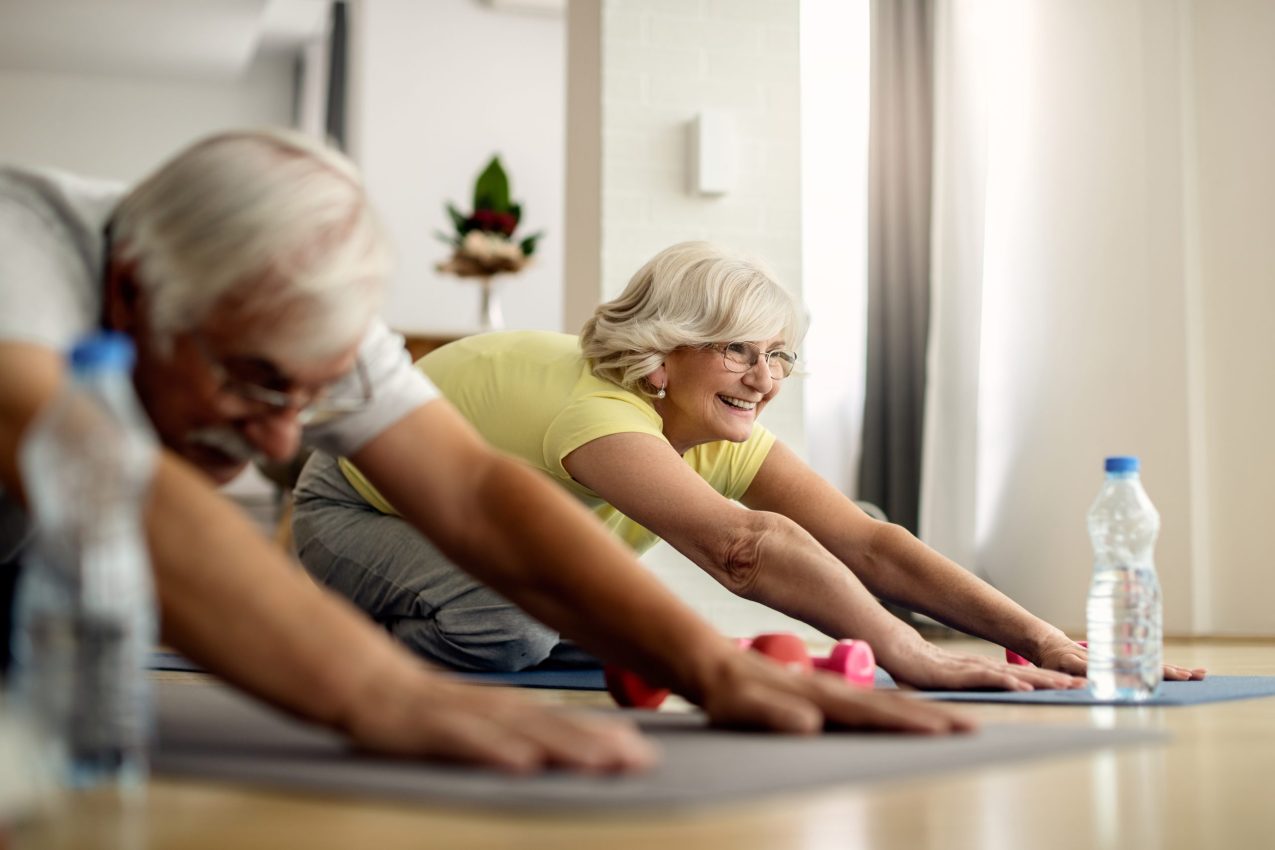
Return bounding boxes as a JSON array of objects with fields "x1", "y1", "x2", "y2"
[
  {"x1": 691, "y1": 649, "x2": 976, "y2": 734},
  {"x1": 883, "y1": 642, "x2": 1086, "y2": 692},
  {"x1": 342, "y1": 672, "x2": 658, "y2": 774},
  {"x1": 1034, "y1": 638, "x2": 1208, "y2": 682}
]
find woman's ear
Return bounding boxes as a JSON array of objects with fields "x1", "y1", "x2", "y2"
[
  {"x1": 102, "y1": 258, "x2": 142, "y2": 334},
  {"x1": 645, "y1": 363, "x2": 668, "y2": 397}
]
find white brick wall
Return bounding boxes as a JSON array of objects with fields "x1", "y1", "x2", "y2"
[{"x1": 567, "y1": 0, "x2": 817, "y2": 639}]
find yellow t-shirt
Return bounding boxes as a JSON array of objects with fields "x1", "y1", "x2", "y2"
[{"x1": 340, "y1": 331, "x2": 776, "y2": 553}]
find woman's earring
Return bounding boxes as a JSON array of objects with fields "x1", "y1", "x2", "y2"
[{"x1": 656, "y1": 385, "x2": 666, "y2": 399}]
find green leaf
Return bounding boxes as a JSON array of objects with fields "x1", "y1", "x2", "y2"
[
  {"x1": 507, "y1": 202, "x2": 522, "y2": 228},
  {"x1": 473, "y1": 156, "x2": 511, "y2": 213},
  {"x1": 446, "y1": 202, "x2": 467, "y2": 232},
  {"x1": 519, "y1": 231, "x2": 544, "y2": 257}
]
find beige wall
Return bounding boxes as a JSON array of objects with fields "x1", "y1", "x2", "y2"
[
  {"x1": 0, "y1": 55, "x2": 293, "y2": 184},
  {"x1": 924, "y1": 0, "x2": 1275, "y2": 637},
  {"x1": 1194, "y1": 0, "x2": 1275, "y2": 634}
]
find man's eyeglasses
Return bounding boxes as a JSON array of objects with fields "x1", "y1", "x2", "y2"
[
  {"x1": 192, "y1": 333, "x2": 372, "y2": 425},
  {"x1": 709, "y1": 342, "x2": 798, "y2": 380}
]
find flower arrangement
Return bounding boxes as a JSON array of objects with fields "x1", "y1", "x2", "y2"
[{"x1": 435, "y1": 156, "x2": 542, "y2": 278}]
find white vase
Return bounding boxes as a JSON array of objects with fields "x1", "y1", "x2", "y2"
[{"x1": 477, "y1": 276, "x2": 504, "y2": 331}]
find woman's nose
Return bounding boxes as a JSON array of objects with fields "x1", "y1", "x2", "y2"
[{"x1": 743, "y1": 357, "x2": 776, "y2": 390}]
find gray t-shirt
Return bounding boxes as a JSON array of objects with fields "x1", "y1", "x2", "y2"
[{"x1": 0, "y1": 164, "x2": 439, "y2": 561}]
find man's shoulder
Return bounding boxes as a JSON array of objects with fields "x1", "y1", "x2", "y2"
[
  {"x1": 0, "y1": 164, "x2": 124, "y2": 223},
  {"x1": 0, "y1": 165, "x2": 123, "y2": 350}
]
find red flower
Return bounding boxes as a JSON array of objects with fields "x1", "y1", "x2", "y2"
[{"x1": 467, "y1": 209, "x2": 518, "y2": 237}]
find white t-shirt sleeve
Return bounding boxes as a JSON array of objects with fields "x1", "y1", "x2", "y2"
[
  {"x1": 302, "y1": 319, "x2": 440, "y2": 456},
  {"x1": 0, "y1": 190, "x2": 100, "y2": 351}
]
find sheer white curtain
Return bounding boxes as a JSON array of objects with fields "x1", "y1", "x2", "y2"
[
  {"x1": 802, "y1": 0, "x2": 870, "y2": 498},
  {"x1": 920, "y1": 0, "x2": 1205, "y2": 632}
]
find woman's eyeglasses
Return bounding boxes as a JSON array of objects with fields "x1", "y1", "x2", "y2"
[{"x1": 709, "y1": 342, "x2": 798, "y2": 379}]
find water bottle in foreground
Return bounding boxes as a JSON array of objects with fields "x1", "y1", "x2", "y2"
[
  {"x1": 1085, "y1": 456, "x2": 1162, "y2": 701},
  {"x1": 10, "y1": 332, "x2": 158, "y2": 788}
]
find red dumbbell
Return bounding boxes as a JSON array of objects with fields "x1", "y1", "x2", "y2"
[
  {"x1": 1005, "y1": 641, "x2": 1087, "y2": 666},
  {"x1": 604, "y1": 663, "x2": 671, "y2": 709},
  {"x1": 606, "y1": 632, "x2": 877, "y2": 709}
]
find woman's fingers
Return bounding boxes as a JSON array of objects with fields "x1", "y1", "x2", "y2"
[
  {"x1": 891, "y1": 647, "x2": 1086, "y2": 692},
  {"x1": 1163, "y1": 664, "x2": 1208, "y2": 681},
  {"x1": 1002, "y1": 663, "x2": 1086, "y2": 690}
]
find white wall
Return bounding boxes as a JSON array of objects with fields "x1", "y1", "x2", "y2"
[
  {"x1": 566, "y1": 0, "x2": 813, "y2": 638},
  {"x1": 0, "y1": 55, "x2": 295, "y2": 184},
  {"x1": 351, "y1": 0, "x2": 566, "y2": 336}
]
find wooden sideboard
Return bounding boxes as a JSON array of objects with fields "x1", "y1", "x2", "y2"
[{"x1": 400, "y1": 332, "x2": 465, "y2": 364}]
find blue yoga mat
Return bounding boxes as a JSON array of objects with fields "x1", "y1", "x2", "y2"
[{"x1": 909, "y1": 676, "x2": 1275, "y2": 706}]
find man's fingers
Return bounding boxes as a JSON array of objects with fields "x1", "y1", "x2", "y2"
[
  {"x1": 707, "y1": 683, "x2": 824, "y2": 734},
  {"x1": 509, "y1": 710, "x2": 659, "y2": 773},
  {"x1": 348, "y1": 678, "x2": 660, "y2": 774},
  {"x1": 817, "y1": 684, "x2": 976, "y2": 734}
]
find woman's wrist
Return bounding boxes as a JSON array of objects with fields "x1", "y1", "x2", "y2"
[{"x1": 1020, "y1": 623, "x2": 1076, "y2": 666}]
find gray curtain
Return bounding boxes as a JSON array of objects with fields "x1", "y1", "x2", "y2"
[
  {"x1": 325, "y1": 1, "x2": 350, "y2": 150},
  {"x1": 858, "y1": 0, "x2": 934, "y2": 535}
]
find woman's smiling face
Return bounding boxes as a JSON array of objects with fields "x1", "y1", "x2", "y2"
[{"x1": 650, "y1": 334, "x2": 790, "y2": 454}]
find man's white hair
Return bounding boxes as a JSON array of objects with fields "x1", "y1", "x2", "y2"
[
  {"x1": 580, "y1": 241, "x2": 805, "y2": 393},
  {"x1": 110, "y1": 128, "x2": 389, "y2": 360}
]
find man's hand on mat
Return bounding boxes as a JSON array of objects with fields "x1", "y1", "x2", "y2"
[
  {"x1": 1034, "y1": 638, "x2": 1208, "y2": 682},
  {"x1": 882, "y1": 643, "x2": 1086, "y2": 692},
  {"x1": 691, "y1": 649, "x2": 976, "y2": 734},
  {"x1": 342, "y1": 674, "x2": 657, "y2": 774}
]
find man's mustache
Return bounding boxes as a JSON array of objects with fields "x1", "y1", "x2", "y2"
[{"x1": 184, "y1": 426, "x2": 265, "y2": 465}]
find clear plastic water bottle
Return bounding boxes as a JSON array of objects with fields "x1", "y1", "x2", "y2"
[
  {"x1": 10, "y1": 332, "x2": 158, "y2": 788},
  {"x1": 1085, "y1": 456, "x2": 1162, "y2": 701}
]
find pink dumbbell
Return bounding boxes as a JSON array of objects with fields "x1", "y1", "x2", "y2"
[
  {"x1": 739, "y1": 632, "x2": 876, "y2": 688},
  {"x1": 1005, "y1": 641, "x2": 1087, "y2": 666},
  {"x1": 608, "y1": 632, "x2": 876, "y2": 709}
]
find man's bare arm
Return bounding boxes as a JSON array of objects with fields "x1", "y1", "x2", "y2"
[{"x1": 0, "y1": 341, "x2": 655, "y2": 772}]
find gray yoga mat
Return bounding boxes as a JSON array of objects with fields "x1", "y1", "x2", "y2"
[
  {"x1": 149, "y1": 650, "x2": 610, "y2": 690},
  {"x1": 151, "y1": 680, "x2": 1164, "y2": 810}
]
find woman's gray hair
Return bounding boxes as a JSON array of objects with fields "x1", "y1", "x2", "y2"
[
  {"x1": 110, "y1": 128, "x2": 389, "y2": 360},
  {"x1": 580, "y1": 241, "x2": 805, "y2": 392}
]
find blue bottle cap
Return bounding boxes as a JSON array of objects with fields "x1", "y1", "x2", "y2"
[
  {"x1": 1104, "y1": 456, "x2": 1140, "y2": 473},
  {"x1": 69, "y1": 331, "x2": 136, "y2": 375}
]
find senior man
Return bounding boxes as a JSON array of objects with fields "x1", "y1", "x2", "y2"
[{"x1": 0, "y1": 130, "x2": 967, "y2": 772}]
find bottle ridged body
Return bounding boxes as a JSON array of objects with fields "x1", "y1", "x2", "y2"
[
  {"x1": 11, "y1": 338, "x2": 157, "y2": 788},
  {"x1": 1085, "y1": 468, "x2": 1162, "y2": 702}
]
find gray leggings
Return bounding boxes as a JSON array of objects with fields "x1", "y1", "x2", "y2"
[{"x1": 291, "y1": 451, "x2": 592, "y2": 672}]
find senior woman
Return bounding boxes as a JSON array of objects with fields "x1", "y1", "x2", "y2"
[{"x1": 293, "y1": 242, "x2": 1201, "y2": 690}]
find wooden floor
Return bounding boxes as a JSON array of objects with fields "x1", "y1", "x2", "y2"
[{"x1": 16, "y1": 639, "x2": 1275, "y2": 850}]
